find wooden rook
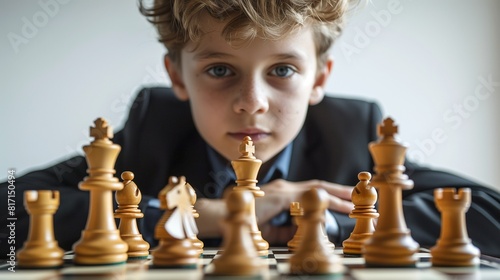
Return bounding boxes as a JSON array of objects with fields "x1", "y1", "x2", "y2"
[
  {"x1": 342, "y1": 172, "x2": 379, "y2": 256},
  {"x1": 363, "y1": 118, "x2": 420, "y2": 267},
  {"x1": 289, "y1": 188, "x2": 343, "y2": 275},
  {"x1": 17, "y1": 190, "x2": 64, "y2": 268},
  {"x1": 231, "y1": 136, "x2": 269, "y2": 256},
  {"x1": 114, "y1": 171, "x2": 150, "y2": 260},
  {"x1": 212, "y1": 190, "x2": 265, "y2": 276},
  {"x1": 430, "y1": 188, "x2": 480, "y2": 267},
  {"x1": 152, "y1": 176, "x2": 199, "y2": 267},
  {"x1": 287, "y1": 202, "x2": 304, "y2": 251},
  {"x1": 73, "y1": 118, "x2": 128, "y2": 265}
]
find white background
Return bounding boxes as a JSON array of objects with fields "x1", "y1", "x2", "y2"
[{"x1": 1, "y1": 0, "x2": 499, "y2": 191}]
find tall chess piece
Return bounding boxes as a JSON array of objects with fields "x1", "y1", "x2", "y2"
[
  {"x1": 73, "y1": 118, "x2": 128, "y2": 265},
  {"x1": 342, "y1": 172, "x2": 379, "y2": 255},
  {"x1": 363, "y1": 118, "x2": 419, "y2": 267},
  {"x1": 231, "y1": 136, "x2": 269, "y2": 256},
  {"x1": 212, "y1": 190, "x2": 265, "y2": 276},
  {"x1": 17, "y1": 190, "x2": 64, "y2": 268},
  {"x1": 114, "y1": 171, "x2": 150, "y2": 260},
  {"x1": 430, "y1": 188, "x2": 480, "y2": 267},
  {"x1": 152, "y1": 176, "x2": 199, "y2": 267},
  {"x1": 289, "y1": 188, "x2": 343, "y2": 275}
]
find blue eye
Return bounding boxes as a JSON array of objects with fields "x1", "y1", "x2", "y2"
[
  {"x1": 270, "y1": 66, "x2": 295, "y2": 78},
  {"x1": 207, "y1": 66, "x2": 233, "y2": 77}
]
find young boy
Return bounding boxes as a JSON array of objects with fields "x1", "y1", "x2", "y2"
[{"x1": 1, "y1": 0, "x2": 499, "y2": 257}]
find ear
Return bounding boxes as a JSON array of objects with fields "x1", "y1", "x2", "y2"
[
  {"x1": 164, "y1": 55, "x2": 189, "y2": 101},
  {"x1": 309, "y1": 57, "x2": 333, "y2": 105}
]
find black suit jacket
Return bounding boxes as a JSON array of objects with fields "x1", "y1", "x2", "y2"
[{"x1": 1, "y1": 87, "x2": 499, "y2": 256}]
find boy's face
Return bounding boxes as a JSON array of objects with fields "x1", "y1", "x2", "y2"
[{"x1": 166, "y1": 17, "x2": 333, "y2": 163}]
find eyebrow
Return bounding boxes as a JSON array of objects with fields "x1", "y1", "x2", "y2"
[
  {"x1": 271, "y1": 51, "x2": 307, "y2": 61},
  {"x1": 193, "y1": 50, "x2": 307, "y2": 61},
  {"x1": 193, "y1": 51, "x2": 234, "y2": 60}
]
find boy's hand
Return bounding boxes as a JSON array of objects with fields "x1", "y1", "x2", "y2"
[
  {"x1": 257, "y1": 179, "x2": 354, "y2": 244},
  {"x1": 256, "y1": 179, "x2": 354, "y2": 225}
]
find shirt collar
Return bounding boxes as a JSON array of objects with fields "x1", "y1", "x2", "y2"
[{"x1": 206, "y1": 143, "x2": 293, "y2": 191}]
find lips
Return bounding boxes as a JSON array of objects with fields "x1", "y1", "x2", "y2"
[{"x1": 228, "y1": 129, "x2": 270, "y2": 141}]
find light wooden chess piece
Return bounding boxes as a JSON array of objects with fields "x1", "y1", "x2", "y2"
[
  {"x1": 73, "y1": 118, "x2": 128, "y2": 265},
  {"x1": 289, "y1": 188, "x2": 343, "y2": 275},
  {"x1": 430, "y1": 188, "x2": 480, "y2": 267},
  {"x1": 114, "y1": 171, "x2": 150, "y2": 260},
  {"x1": 342, "y1": 172, "x2": 379, "y2": 255},
  {"x1": 287, "y1": 202, "x2": 303, "y2": 251},
  {"x1": 231, "y1": 136, "x2": 269, "y2": 257},
  {"x1": 186, "y1": 182, "x2": 204, "y2": 255},
  {"x1": 287, "y1": 202, "x2": 334, "y2": 252},
  {"x1": 17, "y1": 190, "x2": 64, "y2": 268},
  {"x1": 363, "y1": 118, "x2": 419, "y2": 267},
  {"x1": 212, "y1": 190, "x2": 265, "y2": 276},
  {"x1": 152, "y1": 176, "x2": 199, "y2": 267}
]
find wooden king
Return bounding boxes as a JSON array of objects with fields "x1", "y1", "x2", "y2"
[
  {"x1": 231, "y1": 136, "x2": 269, "y2": 256},
  {"x1": 73, "y1": 118, "x2": 128, "y2": 265},
  {"x1": 363, "y1": 118, "x2": 419, "y2": 267}
]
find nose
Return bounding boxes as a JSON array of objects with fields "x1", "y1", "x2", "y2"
[{"x1": 233, "y1": 77, "x2": 269, "y2": 114}]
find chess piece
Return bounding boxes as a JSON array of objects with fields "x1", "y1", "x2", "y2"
[
  {"x1": 363, "y1": 118, "x2": 419, "y2": 267},
  {"x1": 342, "y1": 172, "x2": 379, "y2": 255},
  {"x1": 212, "y1": 190, "x2": 265, "y2": 276},
  {"x1": 186, "y1": 182, "x2": 204, "y2": 255},
  {"x1": 287, "y1": 202, "x2": 334, "y2": 252},
  {"x1": 231, "y1": 136, "x2": 269, "y2": 256},
  {"x1": 287, "y1": 202, "x2": 303, "y2": 251},
  {"x1": 289, "y1": 188, "x2": 343, "y2": 275},
  {"x1": 114, "y1": 171, "x2": 150, "y2": 259},
  {"x1": 430, "y1": 188, "x2": 480, "y2": 267},
  {"x1": 17, "y1": 190, "x2": 64, "y2": 268},
  {"x1": 152, "y1": 176, "x2": 199, "y2": 267},
  {"x1": 73, "y1": 118, "x2": 128, "y2": 265}
]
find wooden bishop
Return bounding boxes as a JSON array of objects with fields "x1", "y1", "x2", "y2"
[
  {"x1": 430, "y1": 188, "x2": 480, "y2": 266},
  {"x1": 17, "y1": 190, "x2": 64, "y2": 268},
  {"x1": 114, "y1": 171, "x2": 150, "y2": 259},
  {"x1": 73, "y1": 118, "x2": 128, "y2": 265},
  {"x1": 363, "y1": 118, "x2": 419, "y2": 267},
  {"x1": 342, "y1": 172, "x2": 379, "y2": 255},
  {"x1": 231, "y1": 136, "x2": 269, "y2": 256}
]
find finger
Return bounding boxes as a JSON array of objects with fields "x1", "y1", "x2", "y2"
[
  {"x1": 314, "y1": 180, "x2": 353, "y2": 200},
  {"x1": 327, "y1": 195, "x2": 354, "y2": 214}
]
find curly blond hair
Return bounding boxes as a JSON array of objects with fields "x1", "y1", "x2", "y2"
[{"x1": 140, "y1": 0, "x2": 352, "y2": 67}]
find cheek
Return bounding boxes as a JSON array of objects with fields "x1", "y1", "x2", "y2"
[{"x1": 269, "y1": 98, "x2": 309, "y2": 132}]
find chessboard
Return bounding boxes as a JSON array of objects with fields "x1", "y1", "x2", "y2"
[{"x1": 2, "y1": 247, "x2": 500, "y2": 279}]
